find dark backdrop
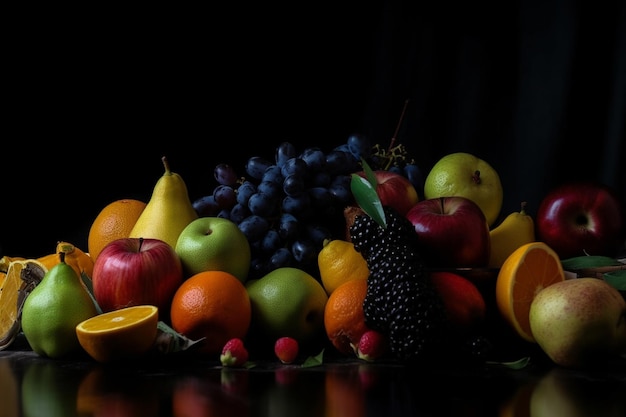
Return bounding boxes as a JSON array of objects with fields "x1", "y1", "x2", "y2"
[{"x1": 3, "y1": 1, "x2": 625, "y2": 258}]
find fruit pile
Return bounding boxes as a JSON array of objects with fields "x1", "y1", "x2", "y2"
[{"x1": 0, "y1": 135, "x2": 625, "y2": 371}]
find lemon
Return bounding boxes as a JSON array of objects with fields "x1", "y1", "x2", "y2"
[
  {"x1": 424, "y1": 152, "x2": 503, "y2": 227},
  {"x1": 76, "y1": 305, "x2": 158, "y2": 362},
  {"x1": 318, "y1": 239, "x2": 369, "y2": 295}
]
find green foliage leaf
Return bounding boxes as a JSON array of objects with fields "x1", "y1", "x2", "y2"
[
  {"x1": 486, "y1": 356, "x2": 531, "y2": 370},
  {"x1": 350, "y1": 174, "x2": 386, "y2": 228},
  {"x1": 301, "y1": 349, "x2": 325, "y2": 368},
  {"x1": 561, "y1": 256, "x2": 622, "y2": 270},
  {"x1": 603, "y1": 271, "x2": 626, "y2": 290}
]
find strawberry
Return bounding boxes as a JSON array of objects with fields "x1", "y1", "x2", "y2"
[
  {"x1": 352, "y1": 330, "x2": 387, "y2": 361},
  {"x1": 274, "y1": 336, "x2": 299, "y2": 364},
  {"x1": 220, "y1": 338, "x2": 249, "y2": 367}
]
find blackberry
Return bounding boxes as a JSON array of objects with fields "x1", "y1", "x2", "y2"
[{"x1": 350, "y1": 206, "x2": 447, "y2": 362}]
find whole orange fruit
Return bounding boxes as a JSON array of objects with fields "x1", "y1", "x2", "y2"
[
  {"x1": 323, "y1": 278, "x2": 370, "y2": 355},
  {"x1": 170, "y1": 270, "x2": 251, "y2": 355},
  {"x1": 88, "y1": 199, "x2": 146, "y2": 261}
]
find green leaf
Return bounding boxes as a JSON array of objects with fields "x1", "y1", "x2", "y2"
[
  {"x1": 561, "y1": 256, "x2": 622, "y2": 270},
  {"x1": 154, "y1": 321, "x2": 205, "y2": 354},
  {"x1": 301, "y1": 349, "x2": 325, "y2": 368},
  {"x1": 350, "y1": 174, "x2": 386, "y2": 228},
  {"x1": 603, "y1": 271, "x2": 626, "y2": 291},
  {"x1": 361, "y1": 158, "x2": 378, "y2": 188},
  {"x1": 486, "y1": 356, "x2": 531, "y2": 370}
]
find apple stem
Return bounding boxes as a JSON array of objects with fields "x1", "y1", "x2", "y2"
[
  {"x1": 439, "y1": 196, "x2": 445, "y2": 211},
  {"x1": 472, "y1": 170, "x2": 481, "y2": 185},
  {"x1": 138, "y1": 237, "x2": 144, "y2": 251}
]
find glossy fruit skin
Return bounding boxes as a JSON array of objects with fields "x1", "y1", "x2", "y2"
[
  {"x1": 429, "y1": 271, "x2": 486, "y2": 333},
  {"x1": 488, "y1": 202, "x2": 536, "y2": 268},
  {"x1": 536, "y1": 181, "x2": 625, "y2": 259},
  {"x1": 175, "y1": 216, "x2": 251, "y2": 283},
  {"x1": 529, "y1": 277, "x2": 626, "y2": 369},
  {"x1": 92, "y1": 238, "x2": 184, "y2": 318},
  {"x1": 405, "y1": 196, "x2": 491, "y2": 267},
  {"x1": 274, "y1": 336, "x2": 299, "y2": 364},
  {"x1": 356, "y1": 170, "x2": 419, "y2": 216}
]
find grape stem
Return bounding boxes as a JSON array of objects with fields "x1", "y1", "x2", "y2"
[{"x1": 388, "y1": 99, "x2": 410, "y2": 152}]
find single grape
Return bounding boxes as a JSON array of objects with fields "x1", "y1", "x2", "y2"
[
  {"x1": 282, "y1": 193, "x2": 311, "y2": 216},
  {"x1": 283, "y1": 174, "x2": 305, "y2": 196},
  {"x1": 214, "y1": 163, "x2": 238, "y2": 186},
  {"x1": 248, "y1": 192, "x2": 278, "y2": 217},
  {"x1": 305, "y1": 223, "x2": 333, "y2": 247},
  {"x1": 404, "y1": 163, "x2": 425, "y2": 197},
  {"x1": 257, "y1": 180, "x2": 282, "y2": 199},
  {"x1": 260, "y1": 229, "x2": 282, "y2": 254},
  {"x1": 262, "y1": 165, "x2": 284, "y2": 184},
  {"x1": 236, "y1": 180, "x2": 257, "y2": 205},
  {"x1": 238, "y1": 215, "x2": 270, "y2": 242},
  {"x1": 229, "y1": 203, "x2": 251, "y2": 224},
  {"x1": 192, "y1": 195, "x2": 220, "y2": 217},
  {"x1": 278, "y1": 213, "x2": 300, "y2": 241},
  {"x1": 213, "y1": 185, "x2": 237, "y2": 210},
  {"x1": 300, "y1": 147, "x2": 326, "y2": 172},
  {"x1": 276, "y1": 142, "x2": 297, "y2": 167},
  {"x1": 291, "y1": 239, "x2": 317, "y2": 265},
  {"x1": 347, "y1": 133, "x2": 372, "y2": 160},
  {"x1": 269, "y1": 247, "x2": 293, "y2": 269},
  {"x1": 308, "y1": 187, "x2": 333, "y2": 210},
  {"x1": 389, "y1": 165, "x2": 404, "y2": 175},
  {"x1": 217, "y1": 208, "x2": 231, "y2": 219},
  {"x1": 328, "y1": 175, "x2": 353, "y2": 205},
  {"x1": 280, "y1": 157, "x2": 308, "y2": 179},
  {"x1": 326, "y1": 149, "x2": 352, "y2": 175},
  {"x1": 246, "y1": 156, "x2": 273, "y2": 180}
]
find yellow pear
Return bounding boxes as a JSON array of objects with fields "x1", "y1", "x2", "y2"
[
  {"x1": 129, "y1": 156, "x2": 198, "y2": 249},
  {"x1": 488, "y1": 201, "x2": 536, "y2": 268}
]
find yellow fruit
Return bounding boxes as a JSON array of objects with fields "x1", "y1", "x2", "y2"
[
  {"x1": 0, "y1": 259, "x2": 47, "y2": 350},
  {"x1": 488, "y1": 202, "x2": 536, "y2": 268},
  {"x1": 76, "y1": 305, "x2": 159, "y2": 362},
  {"x1": 495, "y1": 242, "x2": 565, "y2": 342},
  {"x1": 424, "y1": 152, "x2": 503, "y2": 226},
  {"x1": 318, "y1": 239, "x2": 369, "y2": 295},
  {"x1": 88, "y1": 198, "x2": 147, "y2": 261}
]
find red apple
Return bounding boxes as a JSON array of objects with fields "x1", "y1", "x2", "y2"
[
  {"x1": 405, "y1": 196, "x2": 491, "y2": 267},
  {"x1": 536, "y1": 181, "x2": 625, "y2": 259},
  {"x1": 356, "y1": 170, "x2": 419, "y2": 216},
  {"x1": 92, "y1": 237, "x2": 184, "y2": 317}
]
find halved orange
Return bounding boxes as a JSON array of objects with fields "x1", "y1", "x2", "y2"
[
  {"x1": 495, "y1": 242, "x2": 565, "y2": 342},
  {"x1": 76, "y1": 305, "x2": 158, "y2": 362}
]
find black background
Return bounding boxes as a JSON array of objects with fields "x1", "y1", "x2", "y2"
[{"x1": 3, "y1": 1, "x2": 625, "y2": 258}]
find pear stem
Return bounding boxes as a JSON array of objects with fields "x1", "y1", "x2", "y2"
[
  {"x1": 162, "y1": 156, "x2": 171, "y2": 175},
  {"x1": 58, "y1": 251, "x2": 66, "y2": 264},
  {"x1": 472, "y1": 170, "x2": 482, "y2": 185},
  {"x1": 520, "y1": 201, "x2": 527, "y2": 214}
]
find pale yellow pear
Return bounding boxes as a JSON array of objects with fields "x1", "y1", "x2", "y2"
[
  {"x1": 129, "y1": 156, "x2": 198, "y2": 249},
  {"x1": 488, "y1": 201, "x2": 536, "y2": 268}
]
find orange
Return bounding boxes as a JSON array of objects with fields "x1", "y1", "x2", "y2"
[
  {"x1": 318, "y1": 239, "x2": 369, "y2": 295},
  {"x1": 324, "y1": 278, "x2": 370, "y2": 355},
  {"x1": 87, "y1": 199, "x2": 146, "y2": 261},
  {"x1": 170, "y1": 270, "x2": 251, "y2": 356},
  {"x1": 76, "y1": 305, "x2": 159, "y2": 362},
  {"x1": 37, "y1": 241, "x2": 94, "y2": 279},
  {"x1": 495, "y1": 242, "x2": 565, "y2": 342}
]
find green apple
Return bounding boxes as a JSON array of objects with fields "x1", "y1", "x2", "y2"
[
  {"x1": 246, "y1": 267, "x2": 328, "y2": 348},
  {"x1": 424, "y1": 152, "x2": 503, "y2": 227},
  {"x1": 175, "y1": 216, "x2": 251, "y2": 283},
  {"x1": 529, "y1": 277, "x2": 626, "y2": 369}
]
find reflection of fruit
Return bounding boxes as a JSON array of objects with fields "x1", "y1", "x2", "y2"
[
  {"x1": 246, "y1": 267, "x2": 328, "y2": 349},
  {"x1": 536, "y1": 181, "x2": 626, "y2": 259},
  {"x1": 0, "y1": 259, "x2": 47, "y2": 350},
  {"x1": 406, "y1": 196, "x2": 491, "y2": 267},
  {"x1": 424, "y1": 152, "x2": 503, "y2": 227},
  {"x1": 430, "y1": 271, "x2": 486, "y2": 334},
  {"x1": 325, "y1": 367, "x2": 366, "y2": 417},
  {"x1": 495, "y1": 242, "x2": 565, "y2": 342},
  {"x1": 175, "y1": 216, "x2": 251, "y2": 283},
  {"x1": 317, "y1": 239, "x2": 369, "y2": 295},
  {"x1": 529, "y1": 277, "x2": 626, "y2": 369},
  {"x1": 21, "y1": 256, "x2": 98, "y2": 358},
  {"x1": 76, "y1": 305, "x2": 159, "y2": 362},
  {"x1": 172, "y1": 376, "x2": 249, "y2": 417},
  {"x1": 497, "y1": 378, "x2": 536, "y2": 417},
  {"x1": 87, "y1": 198, "x2": 146, "y2": 261},
  {"x1": 0, "y1": 360, "x2": 19, "y2": 417},
  {"x1": 488, "y1": 202, "x2": 536, "y2": 268},
  {"x1": 92, "y1": 237, "x2": 183, "y2": 316},
  {"x1": 324, "y1": 278, "x2": 370, "y2": 355},
  {"x1": 170, "y1": 270, "x2": 251, "y2": 355}
]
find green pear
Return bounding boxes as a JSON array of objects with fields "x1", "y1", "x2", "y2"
[
  {"x1": 21, "y1": 253, "x2": 99, "y2": 359},
  {"x1": 529, "y1": 277, "x2": 626, "y2": 369},
  {"x1": 129, "y1": 156, "x2": 198, "y2": 249}
]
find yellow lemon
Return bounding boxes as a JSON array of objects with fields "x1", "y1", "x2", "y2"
[{"x1": 318, "y1": 239, "x2": 369, "y2": 295}]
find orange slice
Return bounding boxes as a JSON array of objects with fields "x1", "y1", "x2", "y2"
[
  {"x1": 76, "y1": 305, "x2": 158, "y2": 362},
  {"x1": 495, "y1": 242, "x2": 565, "y2": 342},
  {"x1": 0, "y1": 260, "x2": 47, "y2": 350}
]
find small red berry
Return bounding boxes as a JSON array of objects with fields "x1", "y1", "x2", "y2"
[
  {"x1": 274, "y1": 337, "x2": 299, "y2": 364},
  {"x1": 220, "y1": 338, "x2": 249, "y2": 367},
  {"x1": 353, "y1": 330, "x2": 386, "y2": 361}
]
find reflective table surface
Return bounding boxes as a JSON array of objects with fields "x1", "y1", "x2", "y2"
[{"x1": 2, "y1": 335, "x2": 626, "y2": 417}]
